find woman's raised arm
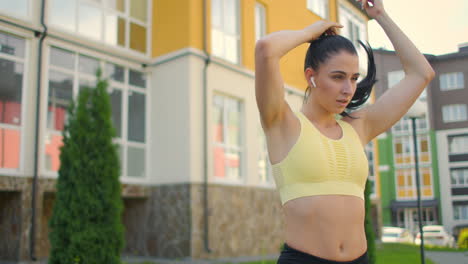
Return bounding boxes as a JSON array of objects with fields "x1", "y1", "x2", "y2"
[
  {"x1": 255, "y1": 21, "x2": 342, "y2": 130},
  {"x1": 357, "y1": 0, "x2": 435, "y2": 142}
]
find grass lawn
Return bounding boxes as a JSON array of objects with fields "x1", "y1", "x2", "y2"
[
  {"x1": 127, "y1": 243, "x2": 468, "y2": 264},
  {"x1": 228, "y1": 243, "x2": 437, "y2": 264},
  {"x1": 375, "y1": 243, "x2": 436, "y2": 264}
]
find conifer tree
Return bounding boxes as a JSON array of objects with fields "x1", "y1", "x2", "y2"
[{"x1": 48, "y1": 70, "x2": 124, "y2": 264}]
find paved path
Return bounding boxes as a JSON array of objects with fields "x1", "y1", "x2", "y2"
[{"x1": 426, "y1": 251, "x2": 468, "y2": 264}]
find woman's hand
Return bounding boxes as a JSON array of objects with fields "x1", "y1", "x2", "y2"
[
  {"x1": 302, "y1": 20, "x2": 343, "y2": 42},
  {"x1": 357, "y1": 0, "x2": 386, "y2": 19}
]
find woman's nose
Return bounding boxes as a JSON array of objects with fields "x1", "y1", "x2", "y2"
[{"x1": 342, "y1": 81, "x2": 353, "y2": 95}]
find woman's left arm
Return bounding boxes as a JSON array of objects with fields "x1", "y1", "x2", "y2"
[{"x1": 356, "y1": 0, "x2": 435, "y2": 143}]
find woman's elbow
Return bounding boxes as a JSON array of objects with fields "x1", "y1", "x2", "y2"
[
  {"x1": 426, "y1": 66, "x2": 436, "y2": 82},
  {"x1": 255, "y1": 38, "x2": 274, "y2": 59}
]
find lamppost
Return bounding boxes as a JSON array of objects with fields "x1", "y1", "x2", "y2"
[{"x1": 406, "y1": 100, "x2": 426, "y2": 264}]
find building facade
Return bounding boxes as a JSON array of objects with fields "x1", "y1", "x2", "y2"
[
  {"x1": 0, "y1": 0, "x2": 376, "y2": 263},
  {"x1": 374, "y1": 44, "x2": 468, "y2": 238},
  {"x1": 374, "y1": 49, "x2": 441, "y2": 235},
  {"x1": 430, "y1": 44, "x2": 468, "y2": 239}
]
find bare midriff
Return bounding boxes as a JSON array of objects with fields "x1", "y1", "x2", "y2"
[{"x1": 283, "y1": 194, "x2": 367, "y2": 261}]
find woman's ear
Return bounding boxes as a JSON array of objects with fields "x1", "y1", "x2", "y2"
[{"x1": 304, "y1": 67, "x2": 316, "y2": 88}]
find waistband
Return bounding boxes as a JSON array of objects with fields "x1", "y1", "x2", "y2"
[{"x1": 280, "y1": 243, "x2": 368, "y2": 264}]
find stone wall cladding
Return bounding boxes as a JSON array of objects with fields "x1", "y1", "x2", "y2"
[
  {"x1": 0, "y1": 191, "x2": 21, "y2": 261},
  {"x1": 191, "y1": 184, "x2": 284, "y2": 259},
  {"x1": 123, "y1": 184, "x2": 191, "y2": 259},
  {"x1": 0, "y1": 176, "x2": 56, "y2": 262}
]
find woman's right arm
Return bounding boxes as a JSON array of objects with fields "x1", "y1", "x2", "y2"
[{"x1": 255, "y1": 21, "x2": 342, "y2": 130}]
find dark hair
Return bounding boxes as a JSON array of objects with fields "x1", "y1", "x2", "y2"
[{"x1": 303, "y1": 34, "x2": 377, "y2": 118}]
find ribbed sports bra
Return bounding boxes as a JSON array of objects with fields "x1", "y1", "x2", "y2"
[{"x1": 272, "y1": 111, "x2": 369, "y2": 205}]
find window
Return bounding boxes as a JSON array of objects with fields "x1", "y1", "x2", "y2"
[
  {"x1": 258, "y1": 126, "x2": 272, "y2": 184},
  {"x1": 440, "y1": 72, "x2": 464, "y2": 91},
  {"x1": 0, "y1": 32, "x2": 26, "y2": 171},
  {"x1": 212, "y1": 94, "x2": 243, "y2": 181},
  {"x1": 308, "y1": 0, "x2": 328, "y2": 19},
  {"x1": 0, "y1": 0, "x2": 29, "y2": 18},
  {"x1": 393, "y1": 135, "x2": 431, "y2": 165},
  {"x1": 396, "y1": 167, "x2": 433, "y2": 199},
  {"x1": 450, "y1": 168, "x2": 468, "y2": 187},
  {"x1": 46, "y1": 46, "x2": 148, "y2": 178},
  {"x1": 393, "y1": 116, "x2": 428, "y2": 133},
  {"x1": 211, "y1": 0, "x2": 240, "y2": 64},
  {"x1": 448, "y1": 135, "x2": 468, "y2": 154},
  {"x1": 255, "y1": 2, "x2": 266, "y2": 42},
  {"x1": 49, "y1": 0, "x2": 149, "y2": 53},
  {"x1": 442, "y1": 104, "x2": 467, "y2": 123},
  {"x1": 394, "y1": 136, "x2": 413, "y2": 165},
  {"x1": 366, "y1": 141, "x2": 376, "y2": 198},
  {"x1": 339, "y1": 5, "x2": 365, "y2": 47},
  {"x1": 453, "y1": 204, "x2": 468, "y2": 220}
]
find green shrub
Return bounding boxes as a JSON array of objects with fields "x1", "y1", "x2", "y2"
[
  {"x1": 48, "y1": 70, "x2": 124, "y2": 264},
  {"x1": 458, "y1": 228, "x2": 468, "y2": 249}
]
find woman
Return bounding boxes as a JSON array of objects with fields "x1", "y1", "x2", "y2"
[{"x1": 255, "y1": 0, "x2": 434, "y2": 263}]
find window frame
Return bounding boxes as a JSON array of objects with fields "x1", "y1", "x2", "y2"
[
  {"x1": 307, "y1": 0, "x2": 329, "y2": 19},
  {"x1": 442, "y1": 104, "x2": 468, "y2": 123},
  {"x1": 440, "y1": 72, "x2": 464, "y2": 91},
  {"x1": 448, "y1": 134, "x2": 468, "y2": 155},
  {"x1": 212, "y1": 93, "x2": 245, "y2": 183},
  {"x1": 48, "y1": 0, "x2": 152, "y2": 55},
  {"x1": 0, "y1": 0, "x2": 31, "y2": 20},
  {"x1": 0, "y1": 29, "x2": 30, "y2": 175},
  {"x1": 211, "y1": 0, "x2": 241, "y2": 64},
  {"x1": 42, "y1": 42, "x2": 150, "y2": 181},
  {"x1": 450, "y1": 167, "x2": 468, "y2": 187},
  {"x1": 395, "y1": 167, "x2": 433, "y2": 200},
  {"x1": 255, "y1": 2, "x2": 266, "y2": 43},
  {"x1": 257, "y1": 124, "x2": 273, "y2": 186}
]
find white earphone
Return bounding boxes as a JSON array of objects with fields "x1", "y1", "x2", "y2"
[{"x1": 310, "y1": 77, "x2": 316, "y2": 87}]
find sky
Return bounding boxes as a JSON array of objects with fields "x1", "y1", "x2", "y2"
[{"x1": 367, "y1": 0, "x2": 468, "y2": 55}]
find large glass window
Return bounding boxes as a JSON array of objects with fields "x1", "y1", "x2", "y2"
[
  {"x1": 396, "y1": 167, "x2": 433, "y2": 199},
  {"x1": 393, "y1": 116, "x2": 428, "y2": 134},
  {"x1": 450, "y1": 168, "x2": 468, "y2": 187},
  {"x1": 50, "y1": 0, "x2": 149, "y2": 53},
  {"x1": 258, "y1": 126, "x2": 272, "y2": 184},
  {"x1": 255, "y1": 2, "x2": 266, "y2": 42},
  {"x1": 453, "y1": 203, "x2": 468, "y2": 220},
  {"x1": 440, "y1": 72, "x2": 464, "y2": 91},
  {"x1": 339, "y1": 5, "x2": 365, "y2": 48},
  {"x1": 0, "y1": 32, "x2": 25, "y2": 171},
  {"x1": 308, "y1": 0, "x2": 328, "y2": 19},
  {"x1": 211, "y1": 0, "x2": 240, "y2": 64},
  {"x1": 393, "y1": 135, "x2": 431, "y2": 165},
  {"x1": 46, "y1": 46, "x2": 148, "y2": 178},
  {"x1": 448, "y1": 135, "x2": 468, "y2": 154},
  {"x1": 0, "y1": 0, "x2": 29, "y2": 18},
  {"x1": 442, "y1": 104, "x2": 467, "y2": 123},
  {"x1": 212, "y1": 94, "x2": 243, "y2": 181}
]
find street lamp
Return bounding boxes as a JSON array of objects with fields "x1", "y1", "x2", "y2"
[{"x1": 406, "y1": 100, "x2": 426, "y2": 264}]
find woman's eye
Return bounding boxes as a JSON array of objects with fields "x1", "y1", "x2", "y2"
[
  {"x1": 333, "y1": 75, "x2": 343, "y2": 79},
  {"x1": 352, "y1": 77, "x2": 359, "y2": 81}
]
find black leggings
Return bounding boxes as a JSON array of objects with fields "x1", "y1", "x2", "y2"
[{"x1": 277, "y1": 244, "x2": 369, "y2": 264}]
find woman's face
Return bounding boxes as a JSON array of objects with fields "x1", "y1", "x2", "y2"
[{"x1": 311, "y1": 51, "x2": 360, "y2": 114}]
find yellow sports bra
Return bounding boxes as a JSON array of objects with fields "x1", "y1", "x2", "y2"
[{"x1": 272, "y1": 111, "x2": 369, "y2": 205}]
